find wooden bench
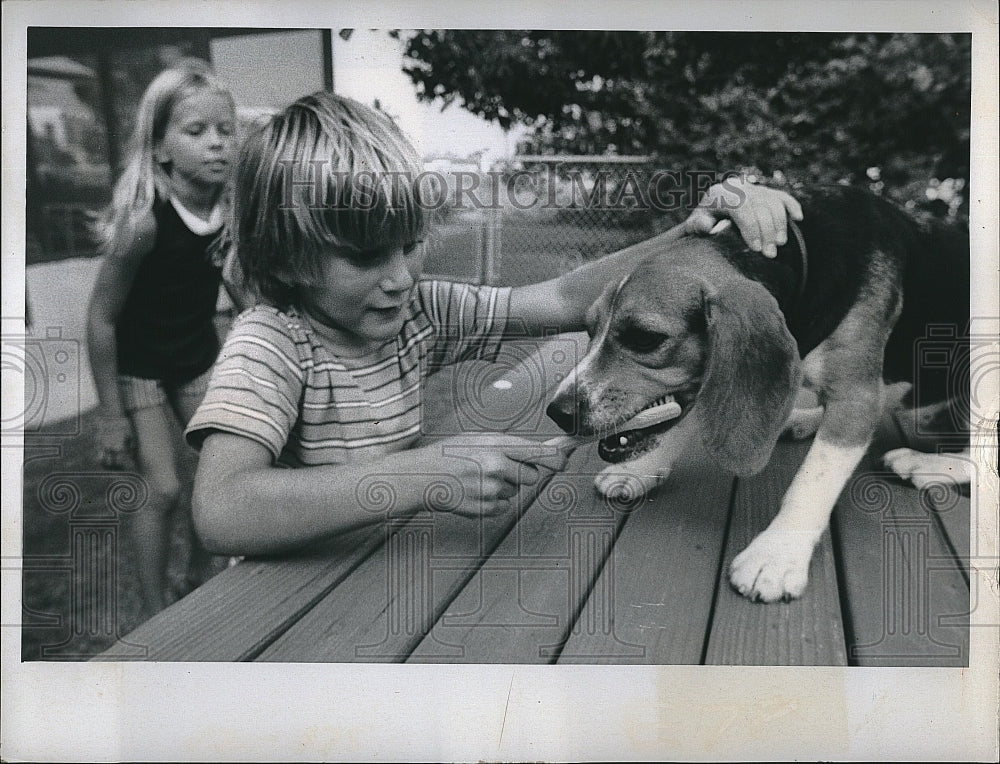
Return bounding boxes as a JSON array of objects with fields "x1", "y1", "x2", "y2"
[{"x1": 96, "y1": 333, "x2": 971, "y2": 665}]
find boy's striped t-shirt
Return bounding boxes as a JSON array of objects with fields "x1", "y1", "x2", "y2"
[{"x1": 185, "y1": 280, "x2": 513, "y2": 467}]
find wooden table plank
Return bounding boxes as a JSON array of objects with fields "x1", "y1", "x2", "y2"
[
  {"x1": 832, "y1": 418, "x2": 970, "y2": 667},
  {"x1": 704, "y1": 439, "x2": 849, "y2": 666},
  {"x1": 94, "y1": 524, "x2": 387, "y2": 661},
  {"x1": 557, "y1": 439, "x2": 736, "y2": 664},
  {"x1": 253, "y1": 466, "x2": 560, "y2": 662},
  {"x1": 405, "y1": 444, "x2": 627, "y2": 663}
]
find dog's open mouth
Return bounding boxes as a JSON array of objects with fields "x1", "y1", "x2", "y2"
[{"x1": 597, "y1": 394, "x2": 685, "y2": 463}]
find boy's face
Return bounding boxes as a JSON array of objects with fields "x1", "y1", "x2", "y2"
[{"x1": 302, "y1": 241, "x2": 427, "y2": 353}]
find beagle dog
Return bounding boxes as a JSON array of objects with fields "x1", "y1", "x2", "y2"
[{"x1": 546, "y1": 185, "x2": 970, "y2": 602}]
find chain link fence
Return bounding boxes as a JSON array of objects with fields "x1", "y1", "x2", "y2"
[{"x1": 423, "y1": 155, "x2": 696, "y2": 287}]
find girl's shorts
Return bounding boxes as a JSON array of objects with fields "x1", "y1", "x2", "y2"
[{"x1": 117, "y1": 369, "x2": 212, "y2": 414}]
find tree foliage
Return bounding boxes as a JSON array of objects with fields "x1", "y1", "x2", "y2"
[{"x1": 401, "y1": 31, "x2": 970, "y2": 217}]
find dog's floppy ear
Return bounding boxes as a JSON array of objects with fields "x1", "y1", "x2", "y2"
[{"x1": 694, "y1": 278, "x2": 802, "y2": 475}]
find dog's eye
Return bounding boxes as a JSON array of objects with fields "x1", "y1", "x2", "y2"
[{"x1": 620, "y1": 327, "x2": 667, "y2": 353}]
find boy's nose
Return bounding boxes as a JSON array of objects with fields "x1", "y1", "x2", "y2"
[{"x1": 380, "y1": 250, "x2": 415, "y2": 293}]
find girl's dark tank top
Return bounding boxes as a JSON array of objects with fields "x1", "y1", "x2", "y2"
[{"x1": 115, "y1": 198, "x2": 223, "y2": 382}]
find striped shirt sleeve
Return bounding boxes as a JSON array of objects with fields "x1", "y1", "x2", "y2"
[
  {"x1": 185, "y1": 307, "x2": 306, "y2": 460},
  {"x1": 418, "y1": 280, "x2": 513, "y2": 367}
]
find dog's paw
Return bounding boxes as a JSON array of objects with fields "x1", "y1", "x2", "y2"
[
  {"x1": 883, "y1": 447, "x2": 972, "y2": 489},
  {"x1": 783, "y1": 405, "x2": 823, "y2": 440},
  {"x1": 729, "y1": 528, "x2": 818, "y2": 602},
  {"x1": 594, "y1": 465, "x2": 663, "y2": 501}
]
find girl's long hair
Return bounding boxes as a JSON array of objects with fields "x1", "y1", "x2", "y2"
[{"x1": 93, "y1": 59, "x2": 232, "y2": 253}]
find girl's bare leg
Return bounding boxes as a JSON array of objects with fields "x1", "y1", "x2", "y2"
[{"x1": 127, "y1": 404, "x2": 182, "y2": 621}]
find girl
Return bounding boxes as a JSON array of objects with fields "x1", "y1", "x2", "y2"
[
  {"x1": 185, "y1": 91, "x2": 800, "y2": 556},
  {"x1": 87, "y1": 62, "x2": 236, "y2": 619}
]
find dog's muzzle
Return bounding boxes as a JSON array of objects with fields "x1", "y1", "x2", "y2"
[
  {"x1": 595, "y1": 394, "x2": 684, "y2": 463},
  {"x1": 546, "y1": 392, "x2": 686, "y2": 463}
]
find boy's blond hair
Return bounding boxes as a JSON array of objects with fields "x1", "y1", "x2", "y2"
[{"x1": 231, "y1": 91, "x2": 430, "y2": 307}]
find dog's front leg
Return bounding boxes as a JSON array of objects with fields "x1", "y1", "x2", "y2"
[
  {"x1": 729, "y1": 436, "x2": 867, "y2": 601},
  {"x1": 730, "y1": 385, "x2": 881, "y2": 602}
]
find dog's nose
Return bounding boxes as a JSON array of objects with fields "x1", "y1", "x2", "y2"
[{"x1": 546, "y1": 398, "x2": 579, "y2": 433}]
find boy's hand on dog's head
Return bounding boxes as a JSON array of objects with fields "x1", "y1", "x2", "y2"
[
  {"x1": 686, "y1": 177, "x2": 803, "y2": 258},
  {"x1": 425, "y1": 433, "x2": 571, "y2": 517}
]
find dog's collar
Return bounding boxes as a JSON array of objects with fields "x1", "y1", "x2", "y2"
[
  {"x1": 770, "y1": 218, "x2": 809, "y2": 311},
  {"x1": 788, "y1": 219, "x2": 809, "y2": 303}
]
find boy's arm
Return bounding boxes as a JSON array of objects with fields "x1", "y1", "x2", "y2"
[
  {"x1": 193, "y1": 431, "x2": 570, "y2": 556},
  {"x1": 508, "y1": 220, "x2": 688, "y2": 334},
  {"x1": 508, "y1": 179, "x2": 803, "y2": 334},
  {"x1": 193, "y1": 434, "x2": 434, "y2": 555}
]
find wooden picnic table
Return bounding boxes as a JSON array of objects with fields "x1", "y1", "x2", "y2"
[{"x1": 96, "y1": 333, "x2": 971, "y2": 665}]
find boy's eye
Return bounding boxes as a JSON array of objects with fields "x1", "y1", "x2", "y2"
[
  {"x1": 218, "y1": 122, "x2": 234, "y2": 137},
  {"x1": 346, "y1": 251, "x2": 382, "y2": 269},
  {"x1": 345, "y1": 241, "x2": 424, "y2": 268},
  {"x1": 185, "y1": 124, "x2": 205, "y2": 136},
  {"x1": 347, "y1": 248, "x2": 392, "y2": 269},
  {"x1": 619, "y1": 326, "x2": 667, "y2": 353}
]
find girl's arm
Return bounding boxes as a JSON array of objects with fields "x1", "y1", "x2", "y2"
[
  {"x1": 193, "y1": 431, "x2": 570, "y2": 556},
  {"x1": 508, "y1": 179, "x2": 803, "y2": 334},
  {"x1": 86, "y1": 211, "x2": 156, "y2": 466}
]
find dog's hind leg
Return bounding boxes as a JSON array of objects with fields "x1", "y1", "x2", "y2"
[
  {"x1": 782, "y1": 355, "x2": 828, "y2": 440},
  {"x1": 784, "y1": 405, "x2": 824, "y2": 440},
  {"x1": 883, "y1": 448, "x2": 973, "y2": 488}
]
